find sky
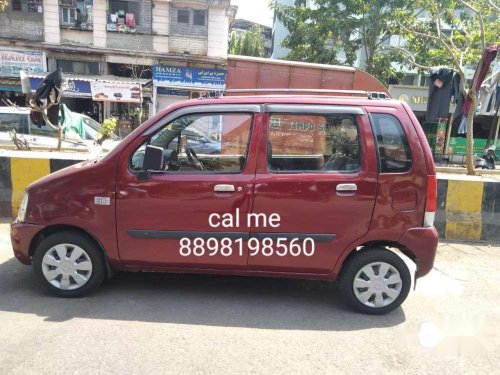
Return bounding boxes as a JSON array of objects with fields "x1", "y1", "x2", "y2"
[{"x1": 231, "y1": 0, "x2": 274, "y2": 28}]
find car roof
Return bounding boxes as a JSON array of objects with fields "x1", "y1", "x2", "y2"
[
  {"x1": 166, "y1": 95, "x2": 404, "y2": 111},
  {"x1": 0, "y1": 106, "x2": 30, "y2": 114}
]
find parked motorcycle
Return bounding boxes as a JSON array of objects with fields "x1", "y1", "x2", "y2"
[{"x1": 474, "y1": 147, "x2": 498, "y2": 169}]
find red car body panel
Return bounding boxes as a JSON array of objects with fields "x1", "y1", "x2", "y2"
[{"x1": 11, "y1": 96, "x2": 438, "y2": 280}]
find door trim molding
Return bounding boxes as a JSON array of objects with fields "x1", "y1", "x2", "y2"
[
  {"x1": 128, "y1": 230, "x2": 250, "y2": 240},
  {"x1": 127, "y1": 230, "x2": 335, "y2": 242}
]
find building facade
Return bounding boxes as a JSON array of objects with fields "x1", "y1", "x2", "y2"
[
  {"x1": 230, "y1": 18, "x2": 272, "y2": 58},
  {"x1": 0, "y1": 0, "x2": 233, "y2": 135}
]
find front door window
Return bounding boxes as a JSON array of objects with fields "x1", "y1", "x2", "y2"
[{"x1": 131, "y1": 113, "x2": 253, "y2": 173}]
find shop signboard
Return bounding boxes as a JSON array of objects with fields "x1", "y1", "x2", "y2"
[
  {"x1": 29, "y1": 77, "x2": 91, "y2": 98},
  {"x1": 449, "y1": 137, "x2": 500, "y2": 157},
  {"x1": 90, "y1": 81, "x2": 141, "y2": 103},
  {"x1": 157, "y1": 87, "x2": 190, "y2": 97},
  {"x1": 0, "y1": 50, "x2": 46, "y2": 77},
  {"x1": 153, "y1": 65, "x2": 227, "y2": 89},
  {"x1": 389, "y1": 85, "x2": 456, "y2": 113}
]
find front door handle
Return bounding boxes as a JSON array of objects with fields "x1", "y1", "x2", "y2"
[
  {"x1": 336, "y1": 183, "x2": 357, "y2": 192},
  {"x1": 214, "y1": 184, "x2": 235, "y2": 193}
]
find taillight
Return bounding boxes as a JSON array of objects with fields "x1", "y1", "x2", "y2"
[{"x1": 424, "y1": 175, "x2": 437, "y2": 227}]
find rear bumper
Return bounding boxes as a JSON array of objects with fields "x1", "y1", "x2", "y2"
[
  {"x1": 399, "y1": 226, "x2": 438, "y2": 277},
  {"x1": 10, "y1": 221, "x2": 44, "y2": 265}
]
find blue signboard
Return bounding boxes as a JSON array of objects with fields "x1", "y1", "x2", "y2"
[
  {"x1": 29, "y1": 77, "x2": 91, "y2": 98},
  {"x1": 153, "y1": 65, "x2": 226, "y2": 89}
]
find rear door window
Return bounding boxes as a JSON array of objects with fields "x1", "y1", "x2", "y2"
[
  {"x1": 267, "y1": 113, "x2": 361, "y2": 173},
  {"x1": 370, "y1": 113, "x2": 412, "y2": 173}
]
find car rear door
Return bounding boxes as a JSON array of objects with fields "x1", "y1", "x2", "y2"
[{"x1": 247, "y1": 104, "x2": 379, "y2": 274}]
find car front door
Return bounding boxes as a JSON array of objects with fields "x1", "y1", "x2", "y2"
[
  {"x1": 115, "y1": 104, "x2": 260, "y2": 269},
  {"x1": 247, "y1": 105, "x2": 379, "y2": 274}
]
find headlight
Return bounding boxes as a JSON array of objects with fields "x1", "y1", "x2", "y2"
[{"x1": 18, "y1": 192, "x2": 29, "y2": 223}]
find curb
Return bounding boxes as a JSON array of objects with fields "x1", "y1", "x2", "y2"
[{"x1": 0, "y1": 156, "x2": 84, "y2": 217}]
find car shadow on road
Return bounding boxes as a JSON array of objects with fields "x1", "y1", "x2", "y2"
[{"x1": 0, "y1": 257, "x2": 405, "y2": 330}]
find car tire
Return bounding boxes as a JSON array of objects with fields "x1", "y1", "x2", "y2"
[
  {"x1": 33, "y1": 231, "x2": 106, "y2": 297},
  {"x1": 339, "y1": 247, "x2": 411, "y2": 315}
]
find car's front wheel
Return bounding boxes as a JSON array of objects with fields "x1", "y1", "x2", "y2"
[
  {"x1": 339, "y1": 248, "x2": 411, "y2": 315},
  {"x1": 33, "y1": 231, "x2": 106, "y2": 297}
]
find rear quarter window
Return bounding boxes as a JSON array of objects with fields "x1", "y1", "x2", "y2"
[{"x1": 370, "y1": 113, "x2": 412, "y2": 173}]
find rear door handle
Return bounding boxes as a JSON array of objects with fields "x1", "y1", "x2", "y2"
[
  {"x1": 214, "y1": 184, "x2": 235, "y2": 193},
  {"x1": 336, "y1": 183, "x2": 357, "y2": 192}
]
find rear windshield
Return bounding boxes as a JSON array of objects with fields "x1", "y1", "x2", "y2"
[{"x1": 370, "y1": 113, "x2": 412, "y2": 173}]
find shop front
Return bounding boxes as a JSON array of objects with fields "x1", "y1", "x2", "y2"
[
  {"x1": 28, "y1": 75, "x2": 101, "y2": 123},
  {"x1": 390, "y1": 84, "x2": 499, "y2": 158},
  {"x1": 28, "y1": 74, "x2": 148, "y2": 137},
  {"x1": 90, "y1": 79, "x2": 145, "y2": 137},
  {"x1": 152, "y1": 65, "x2": 227, "y2": 114},
  {"x1": 0, "y1": 49, "x2": 46, "y2": 106}
]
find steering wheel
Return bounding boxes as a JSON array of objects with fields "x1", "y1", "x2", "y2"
[{"x1": 185, "y1": 145, "x2": 204, "y2": 171}]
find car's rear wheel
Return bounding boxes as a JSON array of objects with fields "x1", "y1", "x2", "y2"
[
  {"x1": 33, "y1": 231, "x2": 106, "y2": 297},
  {"x1": 339, "y1": 248, "x2": 411, "y2": 315}
]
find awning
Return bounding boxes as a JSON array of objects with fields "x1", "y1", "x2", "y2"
[
  {"x1": 0, "y1": 85, "x2": 22, "y2": 92},
  {"x1": 28, "y1": 73, "x2": 151, "y2": 100}
]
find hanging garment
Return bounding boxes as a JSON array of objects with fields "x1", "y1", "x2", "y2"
[
  {"x1": 483, "y1": 64, "x2": 500, "y2": 114},
  {"x1": 457, "y1": 45, "x2": 498, "y2": 134},
  {"x1": 463, "y1": 45, "x2": 498, "y2": 117},
  {"x1": 425, "y1": 67, "x2": 455, "y2": 123},
  {"x1": 126, "y1": 13, "x2": 136, "y2": 28},
  {"x1": 451, "y1": 73, "x2": 464, "y2": 120},
  {"x1": 486, "y1": 84, "x2": 500, "y2": 113},
  {"x1": 32, "y1": 68, "x2": 64, "y2": 127}
]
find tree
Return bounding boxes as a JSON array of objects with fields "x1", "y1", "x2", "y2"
[
  {"x1": 229, "y1": 32, "x2": 237, "y2": 54},
  {"x1": 0, "y1": 0, "x2": 8, "y2": 12},
  {"x1": 395, "y1": 0, "x2": 499, "y2": 175},
  {"x1": 271, "y1": 0, "x2": 408, "y2": 84},
  {"x1": 229, "y1": 26, "x2": 266, "y2": 57},
  {"x1": 97, "y1": 118, "x2": 117, "y2": 145}
]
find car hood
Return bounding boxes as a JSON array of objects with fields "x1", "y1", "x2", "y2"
[{"x1": 27, "y1": 158, "x2": 99, "y2": 192}]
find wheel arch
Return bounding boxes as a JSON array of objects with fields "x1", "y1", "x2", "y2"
[
  {"x1": 29, "y1": 224, "x2": 114, "y2": 278},
  {"x1": 338, "y1": 240, "x2": 418, "y2": 277}
]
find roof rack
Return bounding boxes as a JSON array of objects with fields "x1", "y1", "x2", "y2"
[{"x1": 224, "y1": 88, "x2": 391, "y2": 99}]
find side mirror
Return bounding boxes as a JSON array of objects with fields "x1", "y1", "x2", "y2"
[{"x1": 143, "y1": 145, "x2": 164, "y2": 171}]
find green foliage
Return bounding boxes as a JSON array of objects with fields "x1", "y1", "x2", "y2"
[
  {"x1": 230, "y1": 26, "x2": 266, "y2": 57},
  {"x1": 98, "y1": 118, "x2": 117, "y2": 145},
  {"x1": 229, "y1": 32, "x2": 237, "y2": 54},
  {"x1": 395, "y1": 0, "x2": 499, "y2": 79},
  {"x1": 0, "y1": 0, "x2": 8, "y2": 12},
  {"x1": 271, "y1": 0, "x2": 408, "y2": 84}
]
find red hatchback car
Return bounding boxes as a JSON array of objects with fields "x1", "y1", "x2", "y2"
[{"x1": 11, "y1": 94, "x2": 438, "y2": 314}]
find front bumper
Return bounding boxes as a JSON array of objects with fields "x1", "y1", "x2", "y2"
[
  {"x1": 399, "y1": 226, "x2": 439, "y2": 277},
  {"x1": 10, "y1": 221, "x2": 44, "y2": 265}
]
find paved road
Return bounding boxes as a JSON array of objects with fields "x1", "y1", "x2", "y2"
[{"x1": 1, "y1": 222, "x2": 499, "y2": 374}]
